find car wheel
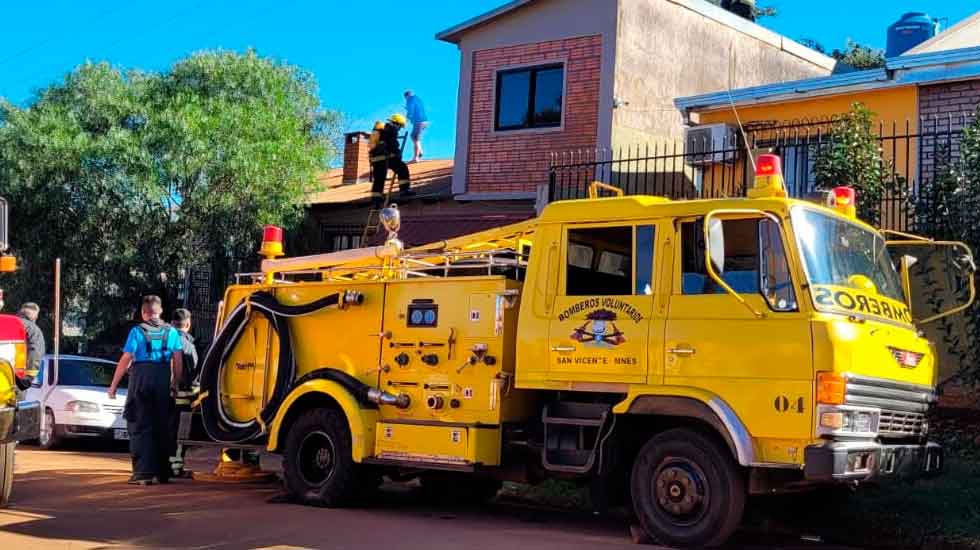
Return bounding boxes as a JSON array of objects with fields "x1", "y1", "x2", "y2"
[
  {"x1": 282, "y1": 408, "x2": 361, "y2": 507},
  {"x1": 39, "y1": 409, "x2": 62, "y2": 450},
  {"x1": 0, "y1": 441, "x2": 14, "y2": 507},
  {"x1": 630, "y1": 428, "x2": 746, "y2": 548}
]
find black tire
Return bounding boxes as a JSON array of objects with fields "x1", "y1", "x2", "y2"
[
  {"x1": 39, "y1": 409, "x2": 62, "y2": 450},
  {"x1": 282, "y1": 408, "x2": 361, "y2": 507},
  {"x1": 630, "y1": 428, "x2": 746, "y2": 548},
  {"x1": 0, "y1": 442, "x2": 13, "y2": 507}
]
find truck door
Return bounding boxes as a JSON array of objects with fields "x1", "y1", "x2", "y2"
[
  {"x1": 664, "y1": 216, "x2": 812, "y2": 458},
  {"x1": 548, "y1": 223, "x2": 656, "y2": 384}
]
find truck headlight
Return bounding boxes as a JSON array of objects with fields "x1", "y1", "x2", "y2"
[
  {"x1": 817, "y1": 404, "x2": 879, "y2": 437},
  {"x1": 65, "y1": 400, "x2": 100, "y2": 414}
]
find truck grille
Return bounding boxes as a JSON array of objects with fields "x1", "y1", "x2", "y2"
[{"x1": 844, "y1": 374, "x2": 934, "y2": 438}]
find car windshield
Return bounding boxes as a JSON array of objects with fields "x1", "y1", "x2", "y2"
[
  {"x1": 791, "y1": 207, "x2": 905, "y2": 303},
  {"x1": 57, "y1": 359, "x2": 123, "y2": 388}
]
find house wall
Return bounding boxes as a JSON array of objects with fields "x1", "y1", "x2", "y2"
[
  {"x1": 696, "y1": 87, "x2": 919, "y2": 199},
  {"x1": 466, "y1": 35, "x2": 603, "y2": 196},
  {"x1": 611, "y1": 0, "x2": 834, "y2": 149},
  {"x1": 919, "y1": 78, "x2": 980, "y2": 178},
  {"x1": 447, "y1": 0, "x2": 618, "y2": 198}
]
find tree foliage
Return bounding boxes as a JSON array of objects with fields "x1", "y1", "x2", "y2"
[
  {"x1": 812, "y1": 102, "x2": 898, "y2": 226},
  {"x1": 0, "y1": 50, "x2": 340, "y2": 344},
  {"x1": 798, "y1": 39, "x2": 886, "y2": 71}
]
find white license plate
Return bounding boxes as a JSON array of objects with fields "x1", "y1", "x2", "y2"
[{"x1": 114, "y1": 429, "x2": 129, "y2": 441}]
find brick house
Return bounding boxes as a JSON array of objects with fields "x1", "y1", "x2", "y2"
[
  {"x1": 437, "y1": 0, "x2": 835, "y2": 204},
  {"x1": 303, "y1": 0, "x2": 836, "y2": 251}
]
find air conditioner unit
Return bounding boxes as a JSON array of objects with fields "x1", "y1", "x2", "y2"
[{"x1": 684, "y1": 123, "x2": 740, "y2": 165}]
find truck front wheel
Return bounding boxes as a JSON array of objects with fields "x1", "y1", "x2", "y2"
[
  {"x1": 282, "y1": 408, "x2": 361, "y2": 507},
  {"x1": 630, "y1": 428, "x2": 745, "y2": 548}
]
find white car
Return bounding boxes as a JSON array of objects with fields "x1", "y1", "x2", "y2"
[{"x1": 25, "y1": 355, "x2": 128, "y2": 449}]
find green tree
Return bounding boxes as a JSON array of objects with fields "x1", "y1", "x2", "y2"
[
  {"x1": 797, "y1": 39, "x2": 886, "y2": 70},
  {"x1": 832, "y1": 41, "x2": 886, "y2": 70},
  {"x1": 0, "y1": 50, "x2": 340, "y2": 345},
  {"x1": 812, "y1": 102, "x2": 897, "y2": 226}
]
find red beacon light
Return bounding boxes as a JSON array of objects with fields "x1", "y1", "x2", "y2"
[
  {"x1": 747, "y1": 153, "x2": 787, "y2": 198},
  {"x1": 259, "y1": 224, "x2": 285, "y2": 259},
  {"x1": 829, "y1": 186, "x2": 857, "y2": 218}
]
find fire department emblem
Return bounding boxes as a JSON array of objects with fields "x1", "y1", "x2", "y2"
[{"x1": 571, "y1": 308, "x2": 625, "y2": 347}]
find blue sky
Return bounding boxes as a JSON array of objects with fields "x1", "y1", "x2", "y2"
[{"x1": 0, "y1": 1, "x2": 976, "y2": 163}]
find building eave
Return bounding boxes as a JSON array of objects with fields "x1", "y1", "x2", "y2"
[
  {"x1": 675, "y1": 45, "x2": 980, "y2": 115},
  {"x1": 435, "y1": 0, "x2": 535, "y2": 44}
]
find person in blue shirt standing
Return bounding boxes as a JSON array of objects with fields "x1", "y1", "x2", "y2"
[
  {"x1": 108, "y1": 295, "x2": 183, "y2": 486},
  {"x1": 404, "y1": 90, "x2": 428, "y2": 163}
]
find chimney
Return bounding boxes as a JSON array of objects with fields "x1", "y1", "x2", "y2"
[{"x1": 342, "y1": 131, "x2": 372, "y2": 184}]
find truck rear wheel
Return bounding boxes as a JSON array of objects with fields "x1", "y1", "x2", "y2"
[
  {"x1": 0, "y1": 442, "x2": 14, "y2": 507},
  {"x1": 630, "y1": 428, "x2": 745, "y2": 548},
  {"x1": 282, "y1": 408, "x2": 361, "y2": 507}
]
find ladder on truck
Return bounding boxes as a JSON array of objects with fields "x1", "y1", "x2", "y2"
[
  {"x1": 361, "y1": 171, "x2": 399, "y2": 244},
  {"x1": 361, "y1": 133, "x2": 409, "y2": 245}
]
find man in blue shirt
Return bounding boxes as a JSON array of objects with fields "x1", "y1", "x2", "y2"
[
  {"x1": 108, "y1": 295, "x2": 183, "y2": 485},
  {"x1": 404, "y1": 90, "x2": 429, "y2": 163}
]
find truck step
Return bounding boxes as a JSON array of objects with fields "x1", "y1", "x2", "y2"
[{"x1": 541, "y1": 402, "x2": 611, "y2": 474}]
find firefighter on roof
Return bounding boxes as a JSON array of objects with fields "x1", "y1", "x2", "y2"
[{"x1": 369, "y1": 114, "x2": 413, "y2": 207}]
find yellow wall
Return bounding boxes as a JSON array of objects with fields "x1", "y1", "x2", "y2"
[
  {"x1": 695, "y1": 86, "x2": 919, "y2": 220},
  {"x1": 697, "y1": 86, "x2": 918, "y2": 128}
]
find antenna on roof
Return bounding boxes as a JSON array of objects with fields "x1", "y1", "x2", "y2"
[{"x1": 727, "y1": 42, "x2": 756, "y2": 173}]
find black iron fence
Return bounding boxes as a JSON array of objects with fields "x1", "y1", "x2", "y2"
[{"x1": 548, "y1": 112, "x2": 978, "y2": 231}]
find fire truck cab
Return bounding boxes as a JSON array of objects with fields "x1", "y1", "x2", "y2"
[
  {"x1": 0, "y1": 197, "x2": 41, "y2": 507},
  {"x1": 194, "y1": 155, "x2": 971, "y2": 547}
]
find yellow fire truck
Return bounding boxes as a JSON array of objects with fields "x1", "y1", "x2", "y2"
[{"x1": 194, "y1": 155, "x2": 973, "y2": 547}]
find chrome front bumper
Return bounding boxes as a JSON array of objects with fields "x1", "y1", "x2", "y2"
[
  {"x1": 803, "y1": 440, "x2": 943, "y2": 482},
  {"x1": 0, "y1": 400, "x2": 41, "y2": 444}
]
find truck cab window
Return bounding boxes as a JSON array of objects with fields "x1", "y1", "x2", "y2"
[
  {"x1": 759, "y1": 219, "x2": 797, "y2": 311},
  {"x1": 681, "y1": 219, "x2": 759, "y2": 295},
  {"x1": 566, "y1": 226, "x2": 633, "y2": 296}
]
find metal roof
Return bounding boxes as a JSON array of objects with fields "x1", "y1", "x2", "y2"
[{"x1": 675, "y1": 45, "x2": 980, "y2": 114}]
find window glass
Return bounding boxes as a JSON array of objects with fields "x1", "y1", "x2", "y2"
[
  {"x1": 58, "y1": 359, "x2": 126, "y2": 388},
  {"x1": 681, "y1": 219, "x2": 760, "y2": 295},
  {"x1": 46, "y1": 361, "x2": 54, "y2": 386},
  {"x1": 495, "y1": 64, "x2": 564, "y2": 131},
  {"x1": 567, "y1": 243, "x2": 593, "y2": 269},
  {"x1": 566, "y1": 226, "x2": 632, "y2": 296},
  {"x1": 31, "y1": 363, "x2": 43, "y2": 388},
  {"x1": 636, "y1": 225, "x2": 655, "y2": 295},
  {"x1": 533, "y1": 67, "x2": 564, "y2": 126},
  {"x1": 759, "y1": 219, "x2": 797, "y2": 311},
  {"x1": 496, "y1": 70, "x2": 531, "y2": 129}
]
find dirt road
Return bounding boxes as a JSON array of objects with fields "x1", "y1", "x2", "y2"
[{"x1": 0, "y1": 446, "x2": 859, "y2": 550}]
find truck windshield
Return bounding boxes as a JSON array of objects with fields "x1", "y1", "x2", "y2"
[{"x1": 792, "y1": 207, "x2": 906, "y2": 312}]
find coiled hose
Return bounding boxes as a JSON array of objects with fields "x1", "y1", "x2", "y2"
[{"x1": 198, "y1": 291, "x2": 346, "y2": 444}]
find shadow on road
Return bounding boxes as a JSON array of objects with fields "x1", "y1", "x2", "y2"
[{"x1": 1, "y1": 449, "x2": 863, "y2": 550}]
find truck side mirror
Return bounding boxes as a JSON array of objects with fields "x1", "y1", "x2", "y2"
[
  {"x1": 899, "y1": 254, "x2": 916, "y2": 310},
  {"x1": 707, "y1": 218, "x2": 725, "y2": 275}
]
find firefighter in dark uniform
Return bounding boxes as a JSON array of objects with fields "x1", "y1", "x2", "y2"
[
  {"x1": 169, "y1": 308, "x2": 198, "y2": 478},
  {"x1": 369, "y1": 113, "x2": 413, "y2": 207},
  {"x1": 108, "y1": 295, "x2": 183, "y2": 486}
]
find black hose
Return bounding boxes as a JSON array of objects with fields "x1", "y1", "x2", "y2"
[
  {"x1": 198, "y1": 291, "x2": 342, "y2": 444},
  {"x1": 289, "y1": 368, "x2": 378, "y2": 409}
]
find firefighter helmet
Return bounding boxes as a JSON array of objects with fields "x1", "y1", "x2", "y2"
[{"x1": 389, "y1": 113, "x2": 407, "y2": 127}]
